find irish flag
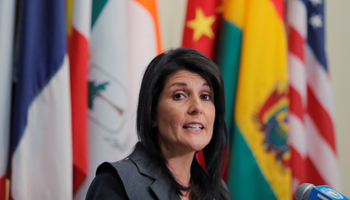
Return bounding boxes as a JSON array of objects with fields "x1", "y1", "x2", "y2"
[{"x1": 220, "y1": 0, "x2": 291, "y2": 199}]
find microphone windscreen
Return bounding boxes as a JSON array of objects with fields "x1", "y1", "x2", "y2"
[{"x1": 295, "y1": 183, "x2": 315, "y2": 200}]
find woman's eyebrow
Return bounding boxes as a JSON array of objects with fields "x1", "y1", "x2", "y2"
[
  {"x1": 169, "y1": 82, "x2": 211, "y2": 88},
  {"x1": 169, "y1": 82, "x2": 187, "y2": 87},
  {"x1": 203, "y1": 83, "x2": 212, "y2": 87}
]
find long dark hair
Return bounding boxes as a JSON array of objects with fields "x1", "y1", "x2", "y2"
[{"x1": 136, "y1": 47, "x2": 229, "y2": 200}]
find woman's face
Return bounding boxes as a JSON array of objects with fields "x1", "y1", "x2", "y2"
[{"x1": 154, "y1": 70, "x2": 215, "y2": 157}]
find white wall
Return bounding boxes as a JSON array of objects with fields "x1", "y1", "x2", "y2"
[
  {"x1": 326, "y1": 0, "x2": 350, "y2": 197},
  {"x1": 157, "y1": 0, "x2": 350, "y2": 196},
  {"x1": 157, "y1": 0, "x2": 187, "y2": 50}
]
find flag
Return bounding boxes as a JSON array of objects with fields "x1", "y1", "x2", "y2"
[
  {"x1": 67, "y1": 0, "x2": 91, "y2": 196},
  {"x1": 182, "y1": 0, "x2": 223, "y2": 171},
  {"x1": 127, "y1": 0, "x2": 162, "y2": 117},
  {"x1": 10, "y1": 0, "x2": 72, "y2": 199},
  {"x1": 223, "y1": 0, "x2": 291, "y2": 199},
  {"x1": 182, "y1": 0, "x2": 223, "y2": 60},
  {"x1": 216, "y1": 0, "x2": 244, "y2": 182},
  {"x1": 287, "y1": 0, "x2": 340, "y2": 195},
  {"x1": 74, "y1": 0, "x2": 162, "y2": 199},
  {"x1": 0, "y1": 0, "x2": 16, "y2": 198}
]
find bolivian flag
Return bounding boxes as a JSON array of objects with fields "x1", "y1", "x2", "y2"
[{"x1": 218, "y1": 0, "x2": 291, "y2": 199}]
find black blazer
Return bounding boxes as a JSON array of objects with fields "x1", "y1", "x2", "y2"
[
  {"x1": 86, "y1": 142, "x2": 181, "y2": 200},
  {"x1": 86, "y1": 142, "x2": 230, "y2": 200}
]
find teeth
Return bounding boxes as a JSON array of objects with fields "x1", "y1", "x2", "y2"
[{"x1": 184, "y1": 124, "x2": 203, "y2": 130}]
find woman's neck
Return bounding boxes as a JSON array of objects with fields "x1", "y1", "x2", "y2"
[
  {"x1": 167, "y1": 154, "x2": 194, "y2": 187},
  {"x1": 162, "y1": 148, "x2": 195, "y2": 188}
]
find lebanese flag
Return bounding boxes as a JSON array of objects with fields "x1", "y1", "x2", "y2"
[
  {"x1": 10, "y1": 0, "x2": 73, "y2": 199},
  {"x1": 67, "y1": 0, "x2": 91, "y2": 196},
  {"x1": 73, "y1": 1, "x2": 161, "y2": 199},
  {"x1": 0, "y1": 0, "x2": 16, "y2": 198}
]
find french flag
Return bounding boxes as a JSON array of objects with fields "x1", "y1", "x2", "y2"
[{"x1": 11, "y1": 0, "x2": 72, "y2": 199}]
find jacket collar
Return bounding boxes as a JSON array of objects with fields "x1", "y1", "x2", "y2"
[{"x1": 129, "y1": 142, "x2": 181, "y2": 200}]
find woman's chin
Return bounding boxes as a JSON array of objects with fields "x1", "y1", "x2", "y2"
[{"x1": 189, "y1": 141, "x2": 209, "y2": 152}]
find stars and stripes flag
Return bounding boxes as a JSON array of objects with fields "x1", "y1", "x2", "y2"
[
  {"x1": 10, "y1": 0, "x2": 73, "y2": 199},
  {"x1": 0, "y1": 0, "x2": 16, "y2": 199},
  {"x1": 287, "y1": 0, "x2": 340, "y2": 195}
]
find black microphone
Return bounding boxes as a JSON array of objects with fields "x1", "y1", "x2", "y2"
[{"x1": 295, "y1": 183, "x2": 348, "y2": 200}]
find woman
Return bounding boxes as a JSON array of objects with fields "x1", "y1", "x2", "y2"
[{"x1": 86, "y1": 48, "x2": 230, "y2": 200}]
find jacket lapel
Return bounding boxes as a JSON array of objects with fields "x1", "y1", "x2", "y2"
[
  {"x1": 130, "y1": 143, "x2": 181, "y2": 200},
  {"x1": 149, "y1": 174, "x2": 181, "y2": 200}
]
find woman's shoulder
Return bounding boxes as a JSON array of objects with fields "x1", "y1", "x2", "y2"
[
  {"x1": 100, "y1": 159, "x2": 135, "y2": 174},
  {"x1": 86, "y1": 158, "x2": 146, "y2": 200},
  {"x1": 86, "y1": 162, "x2": 129, "y2": 199}
]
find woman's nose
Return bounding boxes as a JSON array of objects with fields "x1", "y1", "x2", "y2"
[{"x1": 187, "y1": 96, "x2": 203, "y2": 115}]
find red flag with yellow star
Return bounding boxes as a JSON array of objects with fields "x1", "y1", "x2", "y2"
[
  {"x1": 182, "y1": 0, "x2": 224, "y2": 173},
  {"x1": 182, "y1": 0, "x2": 223, "y2": 60}
]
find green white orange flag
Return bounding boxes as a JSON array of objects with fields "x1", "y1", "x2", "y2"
[
  {"x1": 66, "y1": 0, "x2": 91, "y2": 196},
  {"x1": 74, "y1": 0, "x2": 161, "y2": 199},
  {"x1": 219, "y1": 0, "x2": 291, "y2": 199},
  {"x1": 127, "y1": 0, "x2": 162, "y2": 128}
]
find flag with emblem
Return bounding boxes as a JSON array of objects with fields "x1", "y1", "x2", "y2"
[
  {"x1": 10, "y1": 0, "x2": 72, "y2": 199},
  {"x1": 74, "y1": 0, "x2": 162, "y2": 199},
  {"x1": 66, "y1": 0, "x2": 91, "y2": 196},
  {"x1": 287, "y1": 0, "x2": 340, "y2": 195},
  {"x1": 224, "y1": 0, "x2": 291, "y2": 199},
  {"x1": 0, "y1": 0, "x2": 16, "y2": 198},
  {"x1": 182, "y1": 0, "x2": 223, "y2": 172}
]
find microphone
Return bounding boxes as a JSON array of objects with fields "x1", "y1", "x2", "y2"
[{"x1": 295, "y1": 183, "x2": 349, "y2": 200}]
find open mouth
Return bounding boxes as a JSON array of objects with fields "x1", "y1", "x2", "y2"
[{"x1": 183, "y1": 124, "x2": 204, "y2": 131}]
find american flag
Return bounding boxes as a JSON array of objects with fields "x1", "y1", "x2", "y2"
[{"x1": 287, "y1": 0, "x2": 340, "y2": 195}]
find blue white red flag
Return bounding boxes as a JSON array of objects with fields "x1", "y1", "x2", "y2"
[
  {"x1": 287, "y1": 0, "x2": 340, "y2": 196},
  {"x1": 11, "y1": 0, "x2": 73, "y2": 199}
]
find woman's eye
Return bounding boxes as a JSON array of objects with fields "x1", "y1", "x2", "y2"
[
  {"x1": 173, "y1": 93, "x2": 185, "y2": 100},
  {"x1": 201, "y1": 94, "x2": 211, "y2": 101}
]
